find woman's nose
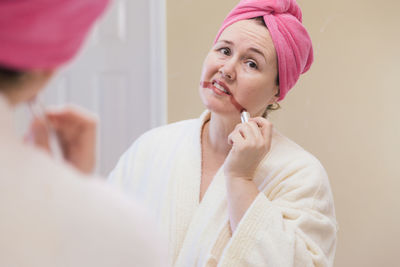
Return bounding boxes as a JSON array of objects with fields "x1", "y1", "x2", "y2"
[{"x1": 219, "y1": 60, "x2": 236, "y2": 81}]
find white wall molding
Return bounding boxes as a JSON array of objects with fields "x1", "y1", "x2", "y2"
[{"x1": 149, "y1": 0, "x2": 167, "y2": 127}]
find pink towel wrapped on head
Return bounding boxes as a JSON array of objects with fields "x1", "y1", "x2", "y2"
[
  {"x1": 215, "y1": 0, "x2": 313, "y2": 101},
  {"x1": 0, "y1": 0, "x2": 110, "y2": 70}
]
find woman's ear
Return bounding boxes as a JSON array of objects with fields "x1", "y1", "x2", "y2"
[
  {"x1": 268, "y1": 85, "x2": 280, "y2": 105},
  {"x1": 274, "y1": 85, "x2": 280, "y2": 98}
]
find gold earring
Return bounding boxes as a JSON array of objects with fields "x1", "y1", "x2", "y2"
[{"x1": 268, "y1": 101, "x2": 280, "y2": 111}]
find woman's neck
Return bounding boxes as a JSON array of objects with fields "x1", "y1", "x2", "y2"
[{"x1": 203, "y1": 112, "x2": 241, "y2": 156}]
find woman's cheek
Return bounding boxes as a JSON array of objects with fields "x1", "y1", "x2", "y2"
[
  {"x1": 203, "y1": 58, "x2": 217, "y2": 75},
  {"x1": 239, "y1": 87, "x2": 260, "y2": 110}
]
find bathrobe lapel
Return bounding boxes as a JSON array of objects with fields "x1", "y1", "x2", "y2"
[
  {"x1": 166, "y1": 117, "x2": 202, "y2": 264},
  {"x1": 174, "y1": 166, "x2": 232, "y2": 267},
  {"x1": 170, "y1": 111, "x2": 275, "y2": 266},
  {"x1": 172, "y1": 111, "x2": 231, "y2": 267}
]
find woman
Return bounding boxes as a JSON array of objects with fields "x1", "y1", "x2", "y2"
[
  {"x1": 0, "y1": 0, "x2": 165, "y2": 266},
  {"x1": 110, "y1": 0, "x2": 337, "y2": 266}
]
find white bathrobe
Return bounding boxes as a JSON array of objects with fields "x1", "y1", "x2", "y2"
[
  {"x1": 109, "y1": 111, "x2": 338, "y2": 267},
  {"x1": 0, "y1": 95, "x2": 166, "y2": 267}
]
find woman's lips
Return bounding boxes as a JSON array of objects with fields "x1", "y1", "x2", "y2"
[
  {"x1": 212, "y1": 80, "x2": 231, "y2": 95},
  {"x1": 200, "y1": 80, "x2": 245, "y2": 112},
  {"x1": 200, "y1": 81, "x2": 230, "y2": 96}
]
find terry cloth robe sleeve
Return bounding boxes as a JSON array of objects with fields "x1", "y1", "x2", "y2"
[
  {"x1": 108, "y1": 138, "x2": 141, "y2": 193},
  {"x1": 108, "y1": 118, "x2": 204, "y2": 266},
  {"x1": 218, "y1": 132, "x2": 337, "y2": 267},
  {"x1": 108, "y1": 119, "x2": 196, "y2": 207}
]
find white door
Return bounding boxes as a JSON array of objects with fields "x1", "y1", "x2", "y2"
[{"x1": 38, "y1": 0, "x2": 166, "y2": 176}]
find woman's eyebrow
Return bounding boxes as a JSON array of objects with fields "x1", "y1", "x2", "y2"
[
  {"x1": 218, "y1": 40, "x2": 233, "y2": 45},
  {"x1": 218, "y1": 39, "x2": 267, "y2": 63},
  {"x1": 248, "y1": 47, "x2": 267, "y2": 63}
]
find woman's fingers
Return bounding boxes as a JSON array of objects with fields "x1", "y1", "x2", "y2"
[
  {"x1": 47, "y1": 105, "x2": 97, "y2": 133},
  {"x1": 44, "y1": 105, "x2": 97, "y2": 174},
  {"x1": 224, "y1": 117, "x2": 274, "y2": 180},
  {"x1": 25, "y1": 118, "x2": 51, "y2": 153},
  {"x1": 239, "y1": 122, "x2": 257, "y2": 140},
  {"x1": 46, "y1": 105, "x2": 97, "y2": 147},
  {"x1": 231, "y1": 120, "x2": 269, "y2": 146},
  {"x1": 249, "y1": 117, "x2": 273, "y2": 143},
  {"x1": 228, "y1": 130, "x2": 243, "y2": 146},
  {"x1": 247, "y1": 120, "x2": 264, "y2": 141},
  {"x1": 47, "y1": 104, "x2": 98, "y2": 121}
]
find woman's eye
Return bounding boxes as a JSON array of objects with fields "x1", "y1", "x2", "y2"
[
  {"x1": 246, "y1": 61, "x2": 258, "y2": 69},
  {"x1": 219, "y1": 48, "x2": 231, "y2": 56}
]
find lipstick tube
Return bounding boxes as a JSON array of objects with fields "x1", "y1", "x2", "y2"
[
  {"x1": 240, "y1": 110, "x2": 250, "y2": 123},
  {"x1": 28, "y1": 100, "x2": 63, "y2": 161}
]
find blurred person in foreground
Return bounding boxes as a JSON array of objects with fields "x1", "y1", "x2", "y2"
[{"x1": 0, "y1": 0, "x2": 166, "y2": 266}]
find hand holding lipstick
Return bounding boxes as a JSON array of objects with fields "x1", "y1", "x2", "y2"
[
  {"x1": 224, "y1": 116, "x2": 273, "y2": 181},
  {"x1": 27, "y1": 105, "x2": 98, "y2": 174}
]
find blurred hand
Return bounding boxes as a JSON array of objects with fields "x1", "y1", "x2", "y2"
[
  {"x1": 27, "y1": 105, "x2": 98, "y2": 174},
  {"x1": 224, "y1": 117, "x2": 273, "y2": 181}
]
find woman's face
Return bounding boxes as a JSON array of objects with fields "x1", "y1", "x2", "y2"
[{"x1": 199, "y1": 19, "x2": 279, "y2": 118}]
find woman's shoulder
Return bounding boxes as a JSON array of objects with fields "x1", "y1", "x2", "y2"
[
  {"x1": 145, "y1": 118, "x2": 198, "y2": 135},
  {"x1": 262, "y1": 130, "x2": 335, "y2": 208},
  {"x1": 123, "y1": 117, "x2": 202, "y2": 157},
  {"x1": 139, "y1": 110, "x2": 209, "y2": 142},
  {"x1": 269, "y1": 129, "x2": 328, "y2": 176},
  {"x1": 137, "y1": 117, "x2": 199, "y2": 144},
  {"x1": 263, "y1": 130, "x2": 337, "y2": 231}
]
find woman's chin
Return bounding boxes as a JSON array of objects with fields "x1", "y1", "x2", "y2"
[
  {"x1": 200, "y1": 90, "x2": 241, "y2": 116},
  {"x1": 203, "y1": 102, "x2": 239, "y2": 116}
]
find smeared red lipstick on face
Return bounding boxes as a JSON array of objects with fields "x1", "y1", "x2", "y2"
[
  {"x1": 200, "y1": 81, "x2": 245, "y2": 112},
  {"x1": 200, "y1": 81, "x2": 212, "y2": 89},
  {"x1": 230, "y1": 96, "x2": 245, "y2": 112}
]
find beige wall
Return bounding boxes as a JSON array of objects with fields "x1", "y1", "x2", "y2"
[{"x1": 167, "y1": 0, "x2": 400, "y2": 266}]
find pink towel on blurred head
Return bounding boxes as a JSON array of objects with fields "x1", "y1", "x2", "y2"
[
  {"x1": 215, "y1": 0, "x2": 313, "y2": 101},
  {"x1": 0, "y1": 0, "x2": 110, "y2": 70}
]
